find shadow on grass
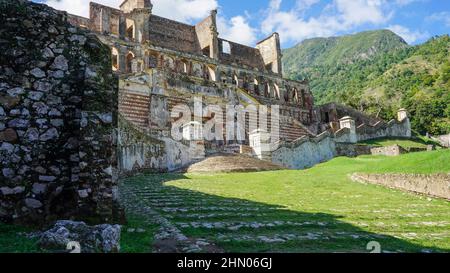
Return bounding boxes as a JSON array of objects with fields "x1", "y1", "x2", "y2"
[{"x1": 120, "y1": 173, "x2": 449, "y2": 253}]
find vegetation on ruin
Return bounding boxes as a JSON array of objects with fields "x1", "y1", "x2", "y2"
[
  {"x1": 358, "y1": 137, "x2": 441, "y2": 149},
  {"x1": 283, "y1": 30, "x2": 450, "y2": 136},
  {"x1": 2, "y1": 150, "x2": 449, "y2": 253}
]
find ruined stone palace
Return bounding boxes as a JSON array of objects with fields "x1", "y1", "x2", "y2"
[
  {"x1": 0, "y1": 0, "x2": 411, "y2": 224},
  {"x1": 67, "y1": 0, "x2": 411, "y2": 173}
]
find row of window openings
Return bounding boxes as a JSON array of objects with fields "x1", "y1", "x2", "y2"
[{"x1": 111, "y1": 51, "x2": 307, "y2": 105}]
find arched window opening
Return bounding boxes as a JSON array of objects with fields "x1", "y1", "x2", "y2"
[
  {"x1": 111, "y1": 47, "x2": 119, "y2": 71},
  {"x1": 264, "y1": 83, "x2": 270, "y2": 97},
  {"x1": 284, "y1": 86, "x2": 290, "y2": 102},
  {"x1": 125, "y1": 18, "x2": 135, "y2": 41},
  {"x1": 254, "y1": 79, "x2": 260, "y2": 95},
  {"x1": 207, "y1": 66, "x2": 216, "y2": 81},
  {"x1": 126, "y1": 26, "x2": 134, "y2": 40},
  {"x1": 126, "y1": 52, "x2": 135, "y2": 73},
  {"x1": 181, "y1": 60, "x2": 189, "y2": 74},
  {"x1": 222, "y1": 41, "x2": 231, "y2": 54},
  {"x1": 233, "y1": 74, "x2": 239, "y2": 88},
  {"x1": 274, "y1": 84, "x2": 280, "y2": 99},
  {"x1": 293, "y1": 88, "x2": 299, "y2": 103}
]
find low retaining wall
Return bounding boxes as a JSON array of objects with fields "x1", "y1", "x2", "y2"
[
  {"x1": 432, "y1": 134, "x2": 450, "y2": 148},
  {"x1": 335, "y1": 143, "x2": 372, "y2": 157},
  {"x1": 271, "y1": 132, "x2": 336, "y2": 169},
  {"x1": 370, "y1": 145, "x2": 406, "y2": 156},
  {"x1": 351, "y1": 173, "x2": 450, "y2": 200}
]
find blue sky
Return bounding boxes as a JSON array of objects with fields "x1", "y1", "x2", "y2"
[{"x1": 34, "y1": 0, "x2": 450, "y2": 48}]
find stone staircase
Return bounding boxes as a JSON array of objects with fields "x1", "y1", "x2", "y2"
[
  {"x1": 245, "y1": 114, "x2": 310, "y2": 143},
  {"x1": 119, "y1": 92, "x2": 150, "y2": 128}
]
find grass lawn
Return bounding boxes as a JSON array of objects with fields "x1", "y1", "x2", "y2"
[
  {"x1": 358, "y1": 137, "x2": 441, "y2": 149},
  {"x1": 121, "y1": 150, "x2": 450, "y2": 253},
  {"x1": 2, "y1": 150, "x2": 449, "y2": 253},
  {"x1": 0, "y1": 224, "x2": 39, "y2": 253}
]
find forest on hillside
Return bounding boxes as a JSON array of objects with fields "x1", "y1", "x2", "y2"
[{"x1": 283, "y1": 31, "x2": 450, "y2": 136}]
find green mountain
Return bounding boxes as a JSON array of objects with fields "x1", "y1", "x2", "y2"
[{"x1": 283, "y1": 30, "x2": 450, "y2": 135}]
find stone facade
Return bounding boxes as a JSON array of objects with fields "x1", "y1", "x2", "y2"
[
  {"x1": 67, "y1": 0, "x2": 413, "y2": 173},
  {"x1": 0, "y1": 0, "x2": 118, "y2": 225},
  {"x1": 64, "y1": 0, "x2": 318, "y2": 173}
]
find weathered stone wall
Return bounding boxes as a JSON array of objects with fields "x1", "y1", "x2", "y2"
[
  {"x1": 432, "y1": 134, "x2": 450, "y2": 148},
  {"x1": 356, "y1": 118, "x2": 412, "y2": 142},
  {"x1": 264, "y1": 114, "x2": 412, "y2": 170},
  {"x1": 218, "y1": 39, "x2": 266, "y2": 71},
  {"x1": 255, "y1": 33, "x2": 283, "y2": 75},
  {"x1": 117, "y1": 116, "x2": 166, "y2": 175},
  {"x1": 149, "y1": 15, "x2": 201, "y2": 54},
  {"x1": 316, "y1": 103, "x2": 382, "y2": 128},
  {"x1": 335, "y1": 143, "x2": 372, "y2": 157},
  {"x1": 0, "y1": 0, "x2": 118, "y2": 225},
  {"x1": 271, "y1": 132, "x2": 336, "y2": 169},
  {"x1": 351, "y1": 173, "x2": 450, "y2": 200},
  {"x1": 370, "y1": 145, "x2": 406, "y2": 156}
]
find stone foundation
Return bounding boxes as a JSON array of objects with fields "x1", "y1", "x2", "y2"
[{"x1": 351, "y1": 173, "x2": 450, "y2": 200}]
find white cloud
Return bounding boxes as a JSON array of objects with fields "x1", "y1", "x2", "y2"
[
  {"x1": 44, "y1": 0, "x2": 218, "y2": 23},
  {"x1": 44, "y1": 0, "x2": 259, "y2": 46},
  {"x1": 388, "y1": 24, "x2": 429, "y2": 44},
  {"x1": 45, "y1": 0, "x2": 120, "y2": 17},
  {"x1": 426, "y1": 11, "x2": 450, "y2": 27},
  {"x1": 394, "y1": 0, "x2": 426, "y2": 6},
  {"x1": 294, "y1": 0, "x2": 320, "y2": 12},
  {"x1": 261, "y1": 0, "x2": 393, "y2": 44},
  {"x1": 152, "y1": 0, "x2": 218, "y2": 23},
  {"x1": 217, "y1": 15, "x2": 258, "y2": 46},
  {"x1": 333, "y1": 0, "x2": 391, "y2": 27}
]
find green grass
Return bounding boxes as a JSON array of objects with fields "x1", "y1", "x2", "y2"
[
  {"x1": 358, "y1": 137, "x2": 440, "y2": 149},
  {"x1": 122, "y1": 150, "x2": 450, "y2": 253},
  {"x1": 2, "y1": 150, "x2": 449, "y2": 253},
  {"x1": 120, "y1": 215, "x2": 159, "y2": 253},
  {"x1": 0, "y1": 224, "x2": 39, "y2": 253}
]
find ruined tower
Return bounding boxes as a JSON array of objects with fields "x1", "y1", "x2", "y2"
[{"x1": 120, "y1": 0, "x2": 152, "y2": 43}]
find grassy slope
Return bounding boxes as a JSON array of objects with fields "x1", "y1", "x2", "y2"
[
  {"x1": 138, "y1": 150, "x2": 449, "y2": 253},
  {"x1": 2, "y1": 150, "x2": 449, "y2": 253},
  {"x1": 0, "y1": 224, "x2": 39, "y2": 253}
]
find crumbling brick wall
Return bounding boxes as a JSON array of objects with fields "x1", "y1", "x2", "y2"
[{"x1": 0, "y1": 0, "x2": 118, "y2": 226}]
